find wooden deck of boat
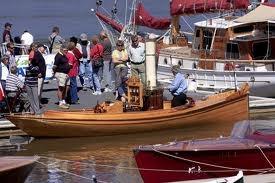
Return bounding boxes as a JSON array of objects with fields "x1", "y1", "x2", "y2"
[{"x1": 173, "y1": 173, "x2": 275, "y2": 183}]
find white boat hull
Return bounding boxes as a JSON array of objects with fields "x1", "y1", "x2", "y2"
[{"x1": 158, "y1": 56, "x2": 275, "y2": 97}]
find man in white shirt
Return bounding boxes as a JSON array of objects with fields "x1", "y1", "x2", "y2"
[
  {"x1": 128, "y1": 35, "x2": 146, "y2": 84},
  {"x1": 21, "y1": 30, "x2": 34, "y2": 47}
]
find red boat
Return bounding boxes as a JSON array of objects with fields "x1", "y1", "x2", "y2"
[{"x1": 134, "y1": 120, "x2": 275, "y2": 183}]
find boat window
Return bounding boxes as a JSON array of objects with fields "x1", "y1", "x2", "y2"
[
  {"x1": 202, "y1": 30, "x2": 213, "y2": 50},
  {"x1": 164, "y1": 58, "x2": 168, "y2": 65},
  {"x1": 233, "y1": 25, "x2": 254, "y2": 34},
  {"x1": 195, "y1": 29, "x2": 200, "y2": 37},
  {"x1": 226, "y1": 43, "x2": 240, "y2": 59},
  {"x1": 178, "y1": 60, "x2": 182, "y2": 67},
  {"x1": 252, "y1": 41, "x2": 270, "y2": 59}
]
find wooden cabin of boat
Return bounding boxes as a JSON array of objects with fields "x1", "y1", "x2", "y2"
[{"x1": 163, "y1": 4, "x2": 275, "y2": 70}]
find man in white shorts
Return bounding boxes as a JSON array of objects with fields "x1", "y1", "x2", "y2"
[{"x1": 53, "y1": 43, "x2": 71, "y2": 109}]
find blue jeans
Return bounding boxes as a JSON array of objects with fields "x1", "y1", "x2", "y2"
[
  {"x1": 79, "y1": 60, "x2": 94, "y2": 89},
  {"x1": 70, "y1": 77, "x2": 78, "y2": 103},
  {"x1": 92, "y1": 66, "x2": 102, "y2": 92}
]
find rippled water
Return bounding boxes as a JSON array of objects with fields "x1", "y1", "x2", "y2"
[
  {"x1": 6, "y1": 114, "x2": 272, "y2": 183},
  {"x1": 0, "y1": 0, "x2": 170, "y2": 41}
]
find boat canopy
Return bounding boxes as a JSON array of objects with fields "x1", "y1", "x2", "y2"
[
  {"x1": 170, "y1": 0, "x2": 249, "y2": 16},
  {"x1": 135, "y1": 2, "x2": 171, "y2": 30},
  {"x1": 234, "y1": 3, "x2": 275, "y2": 23}
]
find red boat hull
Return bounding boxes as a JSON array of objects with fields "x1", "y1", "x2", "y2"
[{"x1": 134, "y1": 139, "x2": 275, "y2": 183}]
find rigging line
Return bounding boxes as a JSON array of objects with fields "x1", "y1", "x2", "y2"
[
  {"x1": 125, "y1": 0, "x2": 128, "y2": 25},
  {"x1": 38, "y1": 156, "x2": 271, "y2": 173},
  {"x1": 180, "y1": 17, "x2": 194, "y2": 32},
  {"x1": 264, "y1": 21, "x2": 270, "y2": 60},
  {"x1": 35, "y1": 160, "x2": 109, "y2": 183},
  {"x1": 255, "y1": 144, "x2": 275, "y2": 169}
]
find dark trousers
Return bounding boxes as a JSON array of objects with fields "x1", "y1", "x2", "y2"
[{"x1": 171, "y1": 93, "x2": 187, "y2": 107}]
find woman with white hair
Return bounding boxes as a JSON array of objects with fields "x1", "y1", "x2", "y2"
[{"x1": 168, "y1": 65, "x2": 188, "y2": 107}]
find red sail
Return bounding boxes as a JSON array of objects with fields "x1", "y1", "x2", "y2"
[
  {"x1": 135, "y1": 3, "x2": 171, "y2": 30},
  {"x1": 170, "y1": 0, "x2": 250, "y2": 16},
  {"x1": 96, "y1": 12, "x2": 124, "y2": 32}
]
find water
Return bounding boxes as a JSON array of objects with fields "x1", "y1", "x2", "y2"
[
  {"x1": 1, "y1": 113, "x2": 271, "y2": 183},
  {"x1": 11, "y1": 122, "x2": 238, "y2": 183},
  {"x1": 0, "y1": 0, "x2": 170, "y2": 41}
]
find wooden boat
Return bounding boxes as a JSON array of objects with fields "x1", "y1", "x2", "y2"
[
  {"x1": 133, "y1": 120, "x2": 275, "y2": 183},
  {"x1": 5, "y1": 83, "x2": 249, "y2": 138},
  {"x1": 0, "y1": 156, "x2": 39, "y2": 183}
]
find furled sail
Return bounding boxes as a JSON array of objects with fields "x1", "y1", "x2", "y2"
[
  {"x1": 135, "y1": 2, "x2": 171, "y2": 30},
  {"x1": 95, "y1": 12, "x2": 124, "y2": 32},
  {"x1": 170, "y1": 0, "x2": 250, "y2": 16}
]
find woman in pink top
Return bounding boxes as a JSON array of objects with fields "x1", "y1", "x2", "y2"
[{"x1": 66, "y1": 42, "x2": 79, "y2": 104}]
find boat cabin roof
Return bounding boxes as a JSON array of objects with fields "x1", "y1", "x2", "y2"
[{"x1": 194, "y1": 17, "x2": 244, "y2": 29}]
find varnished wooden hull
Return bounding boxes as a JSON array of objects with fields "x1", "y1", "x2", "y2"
[{"x1": 6, "y1": 89, "x2": 249, "y2": 137}]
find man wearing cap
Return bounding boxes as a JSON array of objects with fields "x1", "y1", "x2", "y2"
[
  {"x1": 33, "y1": 43, "x2": 46, "y2": 103},
  {"x1": 2, "y1": 22, "x2": 13, "y2": 43},
  {"x1": 0, "y1": 55, "x2": 10, "y2": 90},
  {"x1": 168, "y1": 65, "x2": 188, "y2": 107},
  {"x1": 128, "y1": 35, "x2": 146, "y2": 84},
  {"x1": 76, "y1": 33, "x2": 94, "y2": 91}
]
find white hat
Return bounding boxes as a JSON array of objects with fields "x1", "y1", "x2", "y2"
[{"x1": 80, "y1": 33, "x2": 88, "y2": 41}]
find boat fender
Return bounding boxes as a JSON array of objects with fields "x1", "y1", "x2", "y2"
[{"x1": 92, "y1": 175, "x2": 97, "y2": 183}]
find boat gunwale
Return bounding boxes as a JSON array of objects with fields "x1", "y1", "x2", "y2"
[{"x1": 5, "y1": 94, "x2": 248, "y2": 124}]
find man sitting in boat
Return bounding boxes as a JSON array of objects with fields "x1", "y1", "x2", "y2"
[{"x1": 168, "y1": 65, "x2": 188, "y2": 107}]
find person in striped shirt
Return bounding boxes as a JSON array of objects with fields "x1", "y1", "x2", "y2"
[
  {"x1": 6, "y1": 66, "x2": 29, "y2": 111},
  {"x1": 6, "y1": 66, "x2": 24, "y2": 93}
]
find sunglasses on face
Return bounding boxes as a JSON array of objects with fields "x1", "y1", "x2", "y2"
[{"x1": 117, "y1": 45, "x2": 123, "y2": 47}]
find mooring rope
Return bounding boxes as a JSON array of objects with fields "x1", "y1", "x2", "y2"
[
  {"x1": 36, "y1": 160, "x2": 109, "y2": 183},
  {"x1": 37, "y1": 155, "x2": 273, "y2": 174},
  {"x1": 151, "y1": 148, "x2": 273, "y2": 173},
  {"x1": 254, "y1": 144, "x2": 275, "y2": 174}
]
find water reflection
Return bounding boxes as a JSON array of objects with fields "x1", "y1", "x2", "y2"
[{"x1": 5, "y1": 114, "x2": 275, "y2": 182}]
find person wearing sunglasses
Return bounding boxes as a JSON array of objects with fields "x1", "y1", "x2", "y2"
[{"x1": 112, "y1": 40, "x2": 128, "y2": 91}]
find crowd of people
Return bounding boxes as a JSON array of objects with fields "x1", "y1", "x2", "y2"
[{"x1": 0, "y1": 22, "x2": 188, "y2": 114}]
